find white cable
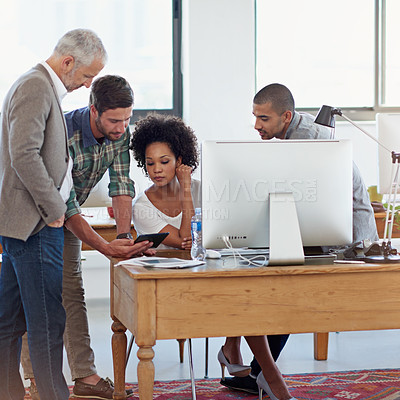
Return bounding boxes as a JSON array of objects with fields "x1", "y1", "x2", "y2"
[{"x1": 221, "y1": 236, "x2": 267, "y2": 267}]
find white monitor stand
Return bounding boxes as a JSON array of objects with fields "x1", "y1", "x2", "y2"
[{"x1": 268, "y1": 192, "x2": 305, "y2": 265}]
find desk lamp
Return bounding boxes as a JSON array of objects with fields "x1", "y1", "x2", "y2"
[{"x1": 314, "y1": 105, "x2": 400, "y2": 263}]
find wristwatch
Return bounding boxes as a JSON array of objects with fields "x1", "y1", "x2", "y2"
[{"x1": 116, "y1": 232, "x2": 133, "y2": 240}]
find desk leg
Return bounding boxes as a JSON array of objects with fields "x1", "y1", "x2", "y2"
[
  {"x1": 112, "y1": 319, "x2": 127, "y2": 400},
  {"x1": 313, "y1": 332, "x2": 329, "y2": 360},
  {"x1": 137, "y1": 345, "x2": 155, "y2": 400}
]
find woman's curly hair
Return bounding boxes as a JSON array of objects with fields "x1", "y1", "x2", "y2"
[{"x1": 130, "y1": 113, "x2": 199, "y2": 174}]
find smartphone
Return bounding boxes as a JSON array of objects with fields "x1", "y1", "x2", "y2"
[{"x1": 134, "y1": 232, "x2": 169, "y2": 248}]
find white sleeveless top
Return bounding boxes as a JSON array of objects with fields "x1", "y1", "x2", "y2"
[{"x1": 132, "y1": 179, "x2": 201, "y2": 249}]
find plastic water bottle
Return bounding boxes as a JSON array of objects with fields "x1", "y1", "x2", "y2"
[{"x1": 191, "y1": 208, "x2": 206, "y2": 261}]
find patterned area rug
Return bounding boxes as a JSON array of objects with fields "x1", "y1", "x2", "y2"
[{"x1": 24, "y1": 368, "x2": 400, "y2": 399}]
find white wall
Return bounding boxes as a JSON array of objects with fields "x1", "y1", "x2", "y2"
[{"x1": 182, "y1": 0, "x2": 255, "y2": 141}]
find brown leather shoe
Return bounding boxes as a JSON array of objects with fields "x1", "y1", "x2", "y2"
[
  {"x1": 29, "y1": 382, "x2": 41, "y2": 400},
  {"x1": 72, "y1": 377, "x2": 133, "y2": 399}
]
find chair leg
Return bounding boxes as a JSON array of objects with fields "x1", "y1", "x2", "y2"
[
  {"x1": 125, "y1": 333, "x2": 135, "y2": 368},
  {"x1": 204, "y1": 338, "x2": 209, "y2": 378},
  {"x1": 177, "y1": 338, "x2": 186, "y2": 363},
  {"x1": 187, "y1": 339, "x2": 197, "y2": 400},
  {"x1": 126, "y1": 333, "x2": 135, "y2": 367}
]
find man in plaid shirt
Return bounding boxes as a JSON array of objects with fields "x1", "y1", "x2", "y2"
[{"x1": 22, "y1": 75, "x2": 153, "y2": 400}]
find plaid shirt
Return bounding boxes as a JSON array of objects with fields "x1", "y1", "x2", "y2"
[{"x1": 64, "y1": 107, "x2": 135, "y2": 220}]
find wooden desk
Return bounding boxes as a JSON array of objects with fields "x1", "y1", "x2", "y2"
[{"x1": 110, "y1": 255, "x2": 400, "y2": 400}]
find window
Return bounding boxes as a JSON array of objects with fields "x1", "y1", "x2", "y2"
[
  {"x1": 0, "y1": 0, "x2": 182, "y2": 119},
  {"x1": 255, "y1": 0, "x2": 399, "y2": 119},
  {"x1": 382, "y1": 0, "x2": 400, "y2": 107}
]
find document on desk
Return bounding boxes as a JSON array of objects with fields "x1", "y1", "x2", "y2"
[{"x1": 115, "y1": 256, "x2": 205, "y2": 269}]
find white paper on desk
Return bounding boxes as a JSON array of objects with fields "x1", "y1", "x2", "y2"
[{"x1": 115, "y1": 256, "x2": 205, "y2": 269}]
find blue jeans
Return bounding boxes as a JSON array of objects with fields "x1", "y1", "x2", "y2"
[
  {"x1": 21, "y1": 228, "x2": 97, "y2": 381},
  {"x1": 0, "y1": 226, "x2": 69, "y2": 400}
]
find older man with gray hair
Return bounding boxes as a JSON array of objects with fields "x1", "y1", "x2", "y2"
[{"x1": 0, "y1": 29, "x2": 106, "y2": 400}]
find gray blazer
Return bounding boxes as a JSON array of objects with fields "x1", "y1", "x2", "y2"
[{"x1": 0, "y1": 64, "x2": 69, "y2": 241}]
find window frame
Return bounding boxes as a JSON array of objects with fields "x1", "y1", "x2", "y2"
[
  {"x1": 255, "y1": 0, "x2": 399, "y2": 121},
  {"x1": 131, "y1": 0, "x2": 182, "y2": 123}
]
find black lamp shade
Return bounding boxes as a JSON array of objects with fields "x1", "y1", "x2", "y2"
[{"x1": 314, "y1": 105, "x2": 337, "y2": 128}]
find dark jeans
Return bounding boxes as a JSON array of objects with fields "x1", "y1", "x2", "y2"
[
  {"x1": 0, "y1": 226, "x2": 69, "y2": 400},
  {"x1": 250, "y1": 334, "x2": 290, "y2": 376},
  {"x1": 21, "y1": 228, "x2": 97, "y2": 381}
]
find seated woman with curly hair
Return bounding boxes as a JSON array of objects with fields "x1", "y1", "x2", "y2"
[
  {"x1": 130, "y1": 113, "x2": 200, "y2": 250},
  {"x1": 130, "y1": 113, "x2": 297, "y2": 400}
]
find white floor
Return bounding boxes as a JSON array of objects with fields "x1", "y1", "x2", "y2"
[{"x1": 58, "y1": 250, "x2": 400, "y2": 385}]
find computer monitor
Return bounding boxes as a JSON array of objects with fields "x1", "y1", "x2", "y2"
[{"x1": 201, "y1": 139, "x2": 353, "y2": 264}]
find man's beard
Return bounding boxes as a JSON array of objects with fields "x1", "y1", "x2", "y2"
[
  {"x1": 95, "y1": 117, "x2": 122, "y2": 141},
  {"x1": 63, "y1": 69, "x2": 83, "y2": 92}
]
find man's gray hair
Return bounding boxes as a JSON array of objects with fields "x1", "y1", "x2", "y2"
[{"x1": 54, "y1": 29, "x2": 107, "y2": 68}]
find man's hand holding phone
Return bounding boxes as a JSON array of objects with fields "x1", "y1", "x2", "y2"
[
  {"x1": 105, "y1": 237, "x2": 154, "y2": 258},
  {"x1": 107, "y1": 232, "x2": 169, "y2": 258},
  {"x1": 134, "y1": 232, "x2": 169, "y2": 248}
]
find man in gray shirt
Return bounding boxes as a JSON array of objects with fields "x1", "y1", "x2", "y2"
[
  {"x1": 220, "y1": 83, "x2": 378, "y2": 395},
  {"x1": 252, "y1": 83, "x2": 378, "y2": 244}
]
